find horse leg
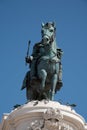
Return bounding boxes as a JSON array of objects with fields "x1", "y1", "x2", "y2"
[
  {"x1": 38, "y1": 69, "x2": 47, "y2": 89},
  {"x1": 50, "y1": 73, "x2": 58, "y2": 100}
]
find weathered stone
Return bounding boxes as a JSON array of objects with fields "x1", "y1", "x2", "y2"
[{"x1": 0, "y1": 101, "x2": 87, "y2": 130}]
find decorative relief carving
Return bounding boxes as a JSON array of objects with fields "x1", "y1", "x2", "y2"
[
  {"x1": 26, "y1": 120, "x2": 44, "y2": 130},
  {"x1": 26, "y1": 108, "x2": 74, "y2": 130},
  {"x1": 42, "y1": 108, "x2": 63, "y2": 130},
  {"x1": 59, "y1": 122, "x2": 74, "y2": 130},
  {"x1": 43, "y1": 108, "x2": 63, "y2": 121}
]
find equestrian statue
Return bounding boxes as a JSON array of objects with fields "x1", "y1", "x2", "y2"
[{"x1": 21, "y1": 22, "x2": 63, "y2": 101}]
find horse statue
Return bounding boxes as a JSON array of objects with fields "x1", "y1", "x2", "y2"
[{"x1": 21, "y1": 22, "x2": 63, "y2": 101}]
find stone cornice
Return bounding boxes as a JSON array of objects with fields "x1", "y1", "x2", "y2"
[{"x1": 0, "y1": 101, "x2": 87, "y2": 130}]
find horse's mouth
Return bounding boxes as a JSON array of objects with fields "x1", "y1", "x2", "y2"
[{"x1": 42, "y1": 35, "x2": 51, "y2": 44}]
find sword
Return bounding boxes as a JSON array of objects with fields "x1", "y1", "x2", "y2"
[
  {"x1": 25, "y1": 40, "x2": 31, "y2": 65},
  {"x1": 27, "y1": 40, "x2": 31, "y2": 58}
]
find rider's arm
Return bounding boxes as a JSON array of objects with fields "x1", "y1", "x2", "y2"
[
  {"x1": 32, "y1": 42, "x2": 41, "y2": 57},
  {"x1": 25, "y1": 43, "x2": 40, "y2": 63}
]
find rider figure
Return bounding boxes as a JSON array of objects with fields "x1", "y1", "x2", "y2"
[{"x1": 26, "y1": 41, "x2": 45, "y2": 80}]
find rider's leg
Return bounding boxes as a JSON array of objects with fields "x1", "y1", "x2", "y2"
[
  {"x1": 58, "y1": 62, "x2": 63, "y2": 82},
  {"x1": 30, "y1": 60, "x2": 37, "y2": 79}
]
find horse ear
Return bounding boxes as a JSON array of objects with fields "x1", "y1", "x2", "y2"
[
  {"x1": 41, "y1": 22, "x2": 44, "y2": 27},
  {"x1": 52, "y1": 22, "x2": 55, "y2": 27}
]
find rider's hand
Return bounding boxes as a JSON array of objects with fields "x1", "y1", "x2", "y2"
[{"x1": 25, "y1": 56, "x2": 33, "y2": 63}]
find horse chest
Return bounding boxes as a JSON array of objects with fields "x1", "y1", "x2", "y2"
[
  {"x1": 48, "y1": 62, "x2": 59, "y2": 74},
  {"x1": 40, "y1": 45, "x2": 55, "y2": 57}
]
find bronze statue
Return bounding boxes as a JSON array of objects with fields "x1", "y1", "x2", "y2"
[{"x1": 21, "y1": 22, "x2": 63, "y2": 101}]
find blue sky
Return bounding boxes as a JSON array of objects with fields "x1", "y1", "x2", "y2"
[{"x1": 0, "y1": 0, "x2": 87, "y2": 122}]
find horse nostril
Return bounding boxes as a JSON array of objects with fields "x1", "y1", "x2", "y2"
[
  {"x1": 46, "y1": 38, "x2": 49, "y2": 41},
  {"x1": 42, "y1": 36, "x2": 49, "y2": 43}
]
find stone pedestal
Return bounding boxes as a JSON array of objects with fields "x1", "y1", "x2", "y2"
[{"x1": 0, "y1": 101, "x2": 87, "y2": 130}]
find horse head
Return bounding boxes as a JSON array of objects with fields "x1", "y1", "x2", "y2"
[{"x1": 41, "y1": 22, "x2": 56, "y2": 44}]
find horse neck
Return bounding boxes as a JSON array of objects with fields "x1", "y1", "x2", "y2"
[{"x1": 51, "y1": 39, "x2": 57, "y2": 52}]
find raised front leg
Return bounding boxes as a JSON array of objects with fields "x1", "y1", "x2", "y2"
[{"x1": 38, "y1": 69, "x2": 47, "y2": 89}]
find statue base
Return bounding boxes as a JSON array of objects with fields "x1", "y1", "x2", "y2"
[{"x1": 0, "y1": 100, "x2": 87, "y2": 130}]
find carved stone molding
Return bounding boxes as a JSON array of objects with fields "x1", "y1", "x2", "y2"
[
  {"x1": 1, "y1": 101, "x2": 86, "y2": 130},
  {"x1": 26, "y1": 108, "x2": 74, "y2": 130}
]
